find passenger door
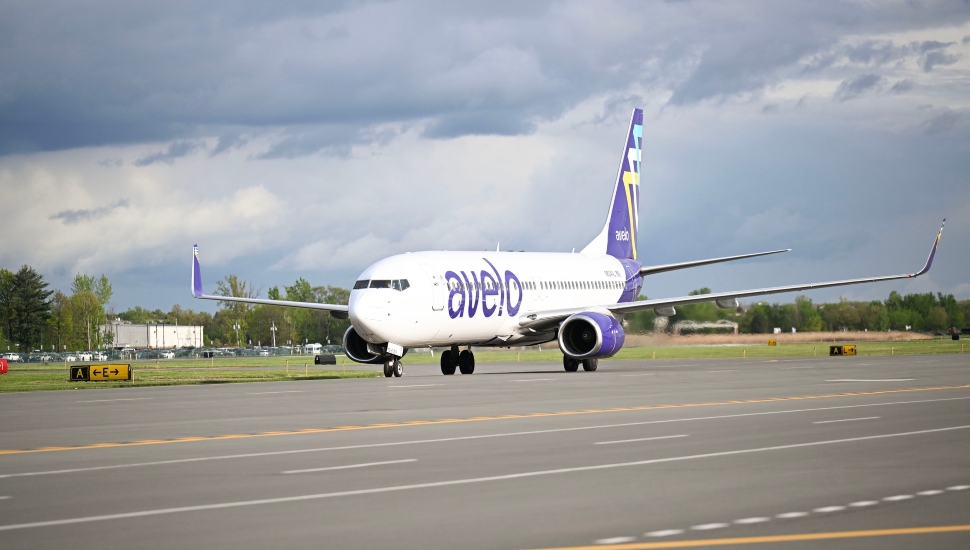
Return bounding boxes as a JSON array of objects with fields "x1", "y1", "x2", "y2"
[{"x1": 420, "y1": 264, "x2": 445, "y2": 311}]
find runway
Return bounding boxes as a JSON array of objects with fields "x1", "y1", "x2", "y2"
[{"x1": 1, "y1": 354, "x2": 969, "y2": 549}]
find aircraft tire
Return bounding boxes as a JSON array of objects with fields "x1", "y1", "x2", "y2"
[
  {"x1": 440, "y1": 350, "x2": 456, "y2": 375},
  {"x1": 458, "y1": 350, "x2": 475, "y2": 374},
  {"x1": 393, "y1": 360, "x2": 403, "y2": 377},
  {"x1": 582, "y1": 358, "x2": 598, "y2": 372},
  {"x1": 563, "y1": 356, "x2": 579, "y2": 372}
]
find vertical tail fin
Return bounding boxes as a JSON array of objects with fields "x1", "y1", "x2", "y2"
[{"x1": 580, "y1": 108, "x2": 643, "y2": 260}]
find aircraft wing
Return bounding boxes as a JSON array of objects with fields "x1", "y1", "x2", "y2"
[
  {"x1": 639, "y1": 248, "x2": 790, "y2": 276},
  {"x1": 519, "y1": 220, "x2": 944, "y2": 331},
  {"x1": 191, "y1": 245, "x2": 350, "y2": 318}
]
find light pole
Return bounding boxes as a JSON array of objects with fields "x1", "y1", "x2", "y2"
[
  {"x1": 233, "y1": 322, "x2": 241, "y2": 347},
  {"x1": 270, "y1": 321, "x2": 277, "y2": 348}
]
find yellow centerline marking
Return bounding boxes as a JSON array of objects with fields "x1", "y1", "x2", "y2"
[
  {"x1": 1, "y1": 384, "x2": 967, "y2": 456},
  {"x1": 526, "y1": 524, "x2": 970, "y2": 549}
]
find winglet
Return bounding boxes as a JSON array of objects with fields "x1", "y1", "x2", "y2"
[
  {"x1": 192, "y1": 244, "x2": 203, "y2": 298},
  {"x1": 912, "y1": 219, "x2": 945, "y2": 277}
]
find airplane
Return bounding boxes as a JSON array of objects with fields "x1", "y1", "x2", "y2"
[{"x1": 192, "y1": 108, "x2": 945, "y2": 378}]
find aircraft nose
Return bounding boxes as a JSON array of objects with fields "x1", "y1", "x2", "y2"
[{"x1": 349, "y1": 291, "x2": 387, "y2": 341}]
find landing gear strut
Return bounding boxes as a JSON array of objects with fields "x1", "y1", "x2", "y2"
[
  {"x1": 384, "y1": 358, "x2": 403, "y2": 377},
  {"x1": 441, "y1": 345, "x2": 475, "y2": 375}
]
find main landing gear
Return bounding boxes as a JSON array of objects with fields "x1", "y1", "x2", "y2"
[
  {"x1": 563, "y1": 356, "x2": 597, "y2": 372},
  {"x1": 441, "y1": 345, "x2": 475, "y2": 375},
  {"x1": 383, "y1": 357, "x2": 403, "y2": 378}
]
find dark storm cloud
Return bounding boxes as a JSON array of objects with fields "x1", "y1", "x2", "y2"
[
  {"x1": 1, "y1": 1, "x2": 968, "y2": 155},
  {"x1": 133, "y1": 140, "x2": 206, "y2": 166},
  {"x1": 833, "y1": 73, "x2": 884, "y2": 102},
  {"x1": 50, "y1": 199, "x2": 130, "y2": 224}
]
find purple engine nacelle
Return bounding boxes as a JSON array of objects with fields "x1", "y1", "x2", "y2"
[{"x1": 557, "y1": 312, "x2": 626, "y2": 359}]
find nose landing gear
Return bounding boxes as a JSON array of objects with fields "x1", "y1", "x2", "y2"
[{"x1": 383, "y1": 358, "x2": 403, "y2": 377}]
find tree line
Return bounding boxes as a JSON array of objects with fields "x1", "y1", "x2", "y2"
[{"x1": 0, "y1": 267, "x2": 112, "y2": 353}]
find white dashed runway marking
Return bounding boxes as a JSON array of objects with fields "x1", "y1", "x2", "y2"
[
  {"x1": 389, "y1": 384, "x2": 442, "y2": 388},
  {"x1": 282, "y1": 459, "x2": 416, "y2": 475},
  {"x1": 813, "y1": 416, "x2": 880, "y2": 424},
  {"x1": 247, "y1": 391, "x2": 304, "y2": 395},
  {"x1": 594, "y1": 536, "x2": 635, "y2": 544},
  {"x1": 644, "y1": 529, "x2": 684, "y2": 537},
  {"x1": 691, "y1": 523, "x2": 728, "y2": 530},
  {"x1": 814, "y1": 506, "x2": 846, "y2": 513},
  {"x1": 734, "y1": 517, "x2": 770, "y2": 524},
  {"x1": 594, "y1": 435, "x2": 687, "y2": 445}
]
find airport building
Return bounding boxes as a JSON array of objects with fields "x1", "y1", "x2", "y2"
[{"x1": 103, "y1": 320, "x2": 204, "y2": 349}]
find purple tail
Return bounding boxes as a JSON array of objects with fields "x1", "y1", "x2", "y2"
[{"x1": 580, "y1": 108, "x2": 643, "y2": 260}]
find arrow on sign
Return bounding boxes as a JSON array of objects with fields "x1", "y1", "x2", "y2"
[
  {"x1": 93, "y1": 369, "x2": 101, "y2": 376},
  {"x1": 111, "y1": 369, "x2": 119, "y2": 375}
]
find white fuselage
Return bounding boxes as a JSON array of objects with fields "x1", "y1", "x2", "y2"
[{"x1": 349, "y1": 251, "x2": 631, "y2": 348}]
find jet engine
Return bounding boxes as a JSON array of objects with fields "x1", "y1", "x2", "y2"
[
  {"x1": 558, "y1": 311, "x2": 625, "y2": 359},
  {"x1": 343, "y1": 326, "x2": 385, "y2": 364}
]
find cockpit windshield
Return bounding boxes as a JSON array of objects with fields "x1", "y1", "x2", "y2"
[{"x1": 353, "y1": 279, "x2": 410, "y2": 291}]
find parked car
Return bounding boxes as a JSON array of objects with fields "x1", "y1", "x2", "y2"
[
  {"x1": 64, "y1": 354, "x2": 78, "y2": 362},
  {"x1": 77, "y1": 352, "x2": 93, "y2": 362},
  {"x1": 158, "y1": 351, "x2": 175, "y2": 359},
  {"x1": 92, "y1": 352, "x2": 108, "y2": 361},
  {"x1": 2, "y1": 353, "x2": 23, "y2": 362},
  {"x1": 256, "y1": 349, "x2": 270, "y2": 356}
]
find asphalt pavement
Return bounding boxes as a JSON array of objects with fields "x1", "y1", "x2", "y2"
[{"x1": 1, "y1": 353, "x2": 968, "y2": 549}]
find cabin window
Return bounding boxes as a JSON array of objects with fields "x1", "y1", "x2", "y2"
[
  {"x1": 353, "y1": 280, "x2": 370, "y2": 289},
  {"x1": 391, "y1": 279, "x2": 410, "y2": 291}
]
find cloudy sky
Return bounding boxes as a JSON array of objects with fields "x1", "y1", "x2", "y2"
[{"x1": 1, "y1": 0, "x2": 968, "y2": 314}]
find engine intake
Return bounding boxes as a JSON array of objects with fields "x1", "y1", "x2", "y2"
[
  {"x1": 343, "y1": 326, "x2": 384, "y2": 364},
  {"x1": 558, "y1": 312, "x2": 626, "y2": 359}
]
